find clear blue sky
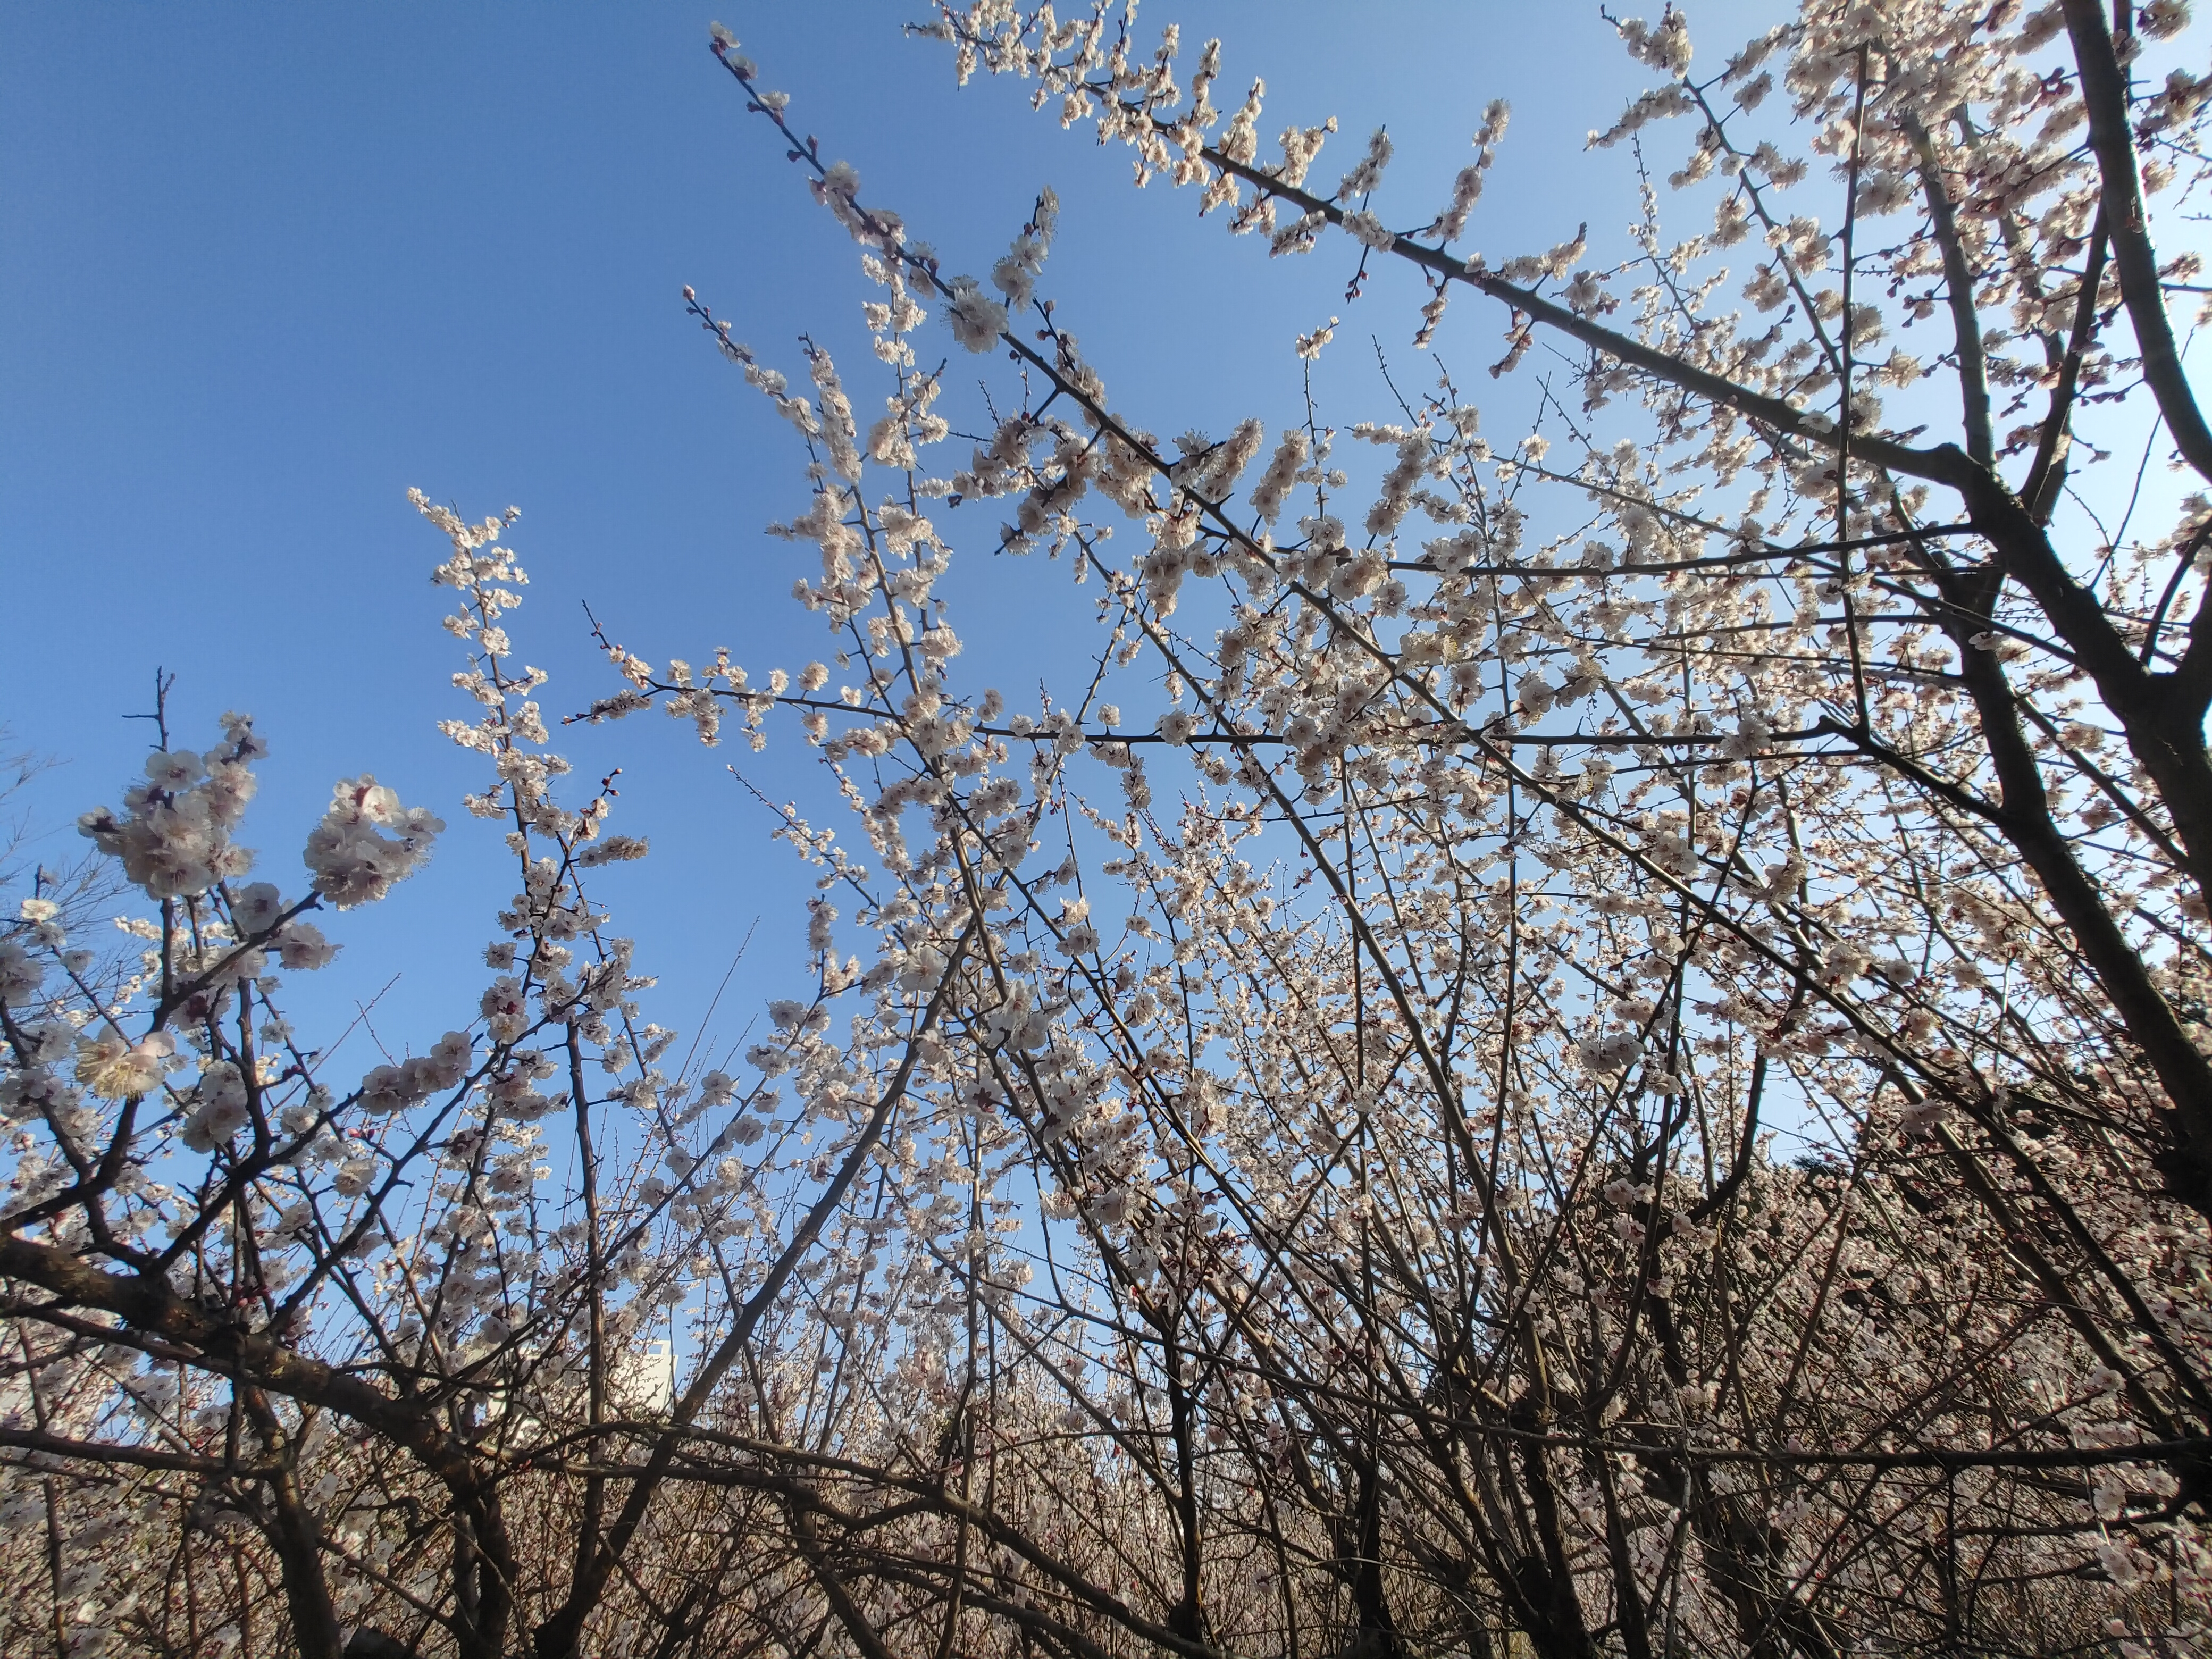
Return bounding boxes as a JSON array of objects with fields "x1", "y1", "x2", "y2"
[{"x1": 1, "y1": 2, "x2": 1767, "y2": 1065}]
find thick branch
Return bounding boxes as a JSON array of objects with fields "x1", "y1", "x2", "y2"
[{"x1": 2063, "y1": 0, "x2": 2212, "y2": 484}]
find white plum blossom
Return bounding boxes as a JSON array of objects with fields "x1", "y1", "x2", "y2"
[
  {"x1": 3, "y1": 9, "x2": 2210, "y2": 1653},
  {"x1": 303, "y1": 776, "x2": 443, "y2": 908}
]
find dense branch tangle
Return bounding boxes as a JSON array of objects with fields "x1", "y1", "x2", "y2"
[
  {"x1": 669, "y1": 2, "x2": 2212, "y2": 1654},
  {"x1": 6, "y1": 4, "x2": 2212, "y2": 1658}
]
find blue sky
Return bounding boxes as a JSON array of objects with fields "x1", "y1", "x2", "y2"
[{"x1": 1, "y1": 1, "x2": 1767, "y2": 1068}]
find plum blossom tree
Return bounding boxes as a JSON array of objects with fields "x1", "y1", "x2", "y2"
[{"x1": 6, "y1": 1, "x2": 2212, "y2": 1656}]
